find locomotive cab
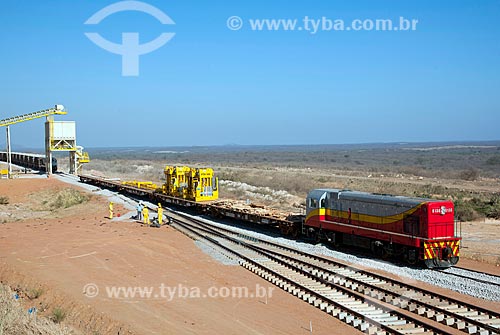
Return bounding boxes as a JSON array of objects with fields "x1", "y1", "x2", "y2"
[
  {"x1": 306, "y1": 189, "x2": 327, "y2": 218},
  {"x1": 305, "y1": 190, "x2": 328, "y2": 241},
  {"x1": 422, "y1": 201, "x2": 460, "y2": 268}
]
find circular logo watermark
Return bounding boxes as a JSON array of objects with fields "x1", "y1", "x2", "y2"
[
  {"x1": 83, "y1": 283, "x2": 99, "y2": 298},
  {"x1": 227, "y1": 16, "x2": 243, "y2": 30}
]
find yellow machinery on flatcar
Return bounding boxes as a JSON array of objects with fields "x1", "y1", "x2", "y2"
[
  {"x1": 163, "y1": 165, "x2": 218, "y2": 202},
  {"x1": 122, "y1": 180, "x2": 159, "y2": 190},
  {"x1": 121, "y1": 165, "x2": 219, "y2": 202},
  {"x1": 163, "y1": 166, "x2": 191, "y2": 198}
]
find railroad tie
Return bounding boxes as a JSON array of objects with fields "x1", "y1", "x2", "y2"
[
  {"x1": 312, "y1": 298, "x2": 322, "y2": 306},
  {"x1": 361, "y1": 308, "x2": 386, "y2": 317},
  {"x1": 415, "y1": 306, "x2": 427, "y2": 315},
  {"x1": 391, "y1": 325, "x2": 423, "y2": 334},
  {"x1": 318, "y1": 302, "x2": 329, "y2": 311},
  {"x1": 470, "y1": 314, "x2": 495, "y2": 322},
  {"x1": 461, "y1": 311, "x2": 480, "y2": 317},
  {"x1": 344, "y1": 314, "x2": 356, "y2": 325},
  {"x1": 465, "y1": 325, "x2": 478, "y2": 334},
  {"x1": 395, "y1": 298, "x2": 409, "y2": 309},
  {"x1": 441, "y1": 317, "x2": 458, "y2": 329},
  {"x1": 425, "y1": 309, "x2": 435, "y2": 318},
  {"x1": 362, "y1": 324, "x2": 378, "y2": 334},
  {"x1": 452, "y1": 320, "x2": 466, "y2": 329}
]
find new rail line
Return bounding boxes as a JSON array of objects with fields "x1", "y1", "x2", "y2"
[
  {"x1": 436, "y1": 267, "x2": 500, "y2": 288},
  {"x1": 171, "y1": 213, "x2": 449, "y2": 335},
  {"x1": 171, "y1": 211, "x2": 500, "y2": 335},
  {"x1": 76, "y1": 173, "x2": 500, "y2": 334}
]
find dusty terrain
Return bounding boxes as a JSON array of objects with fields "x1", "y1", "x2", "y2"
[
  {"x1": 1, "y1": 143, "x2": 500, "y2": 333},
  {"x1": 77, "y1": 153, "x2": 500, "y2": 265},
  {"x1": 0, "y1": 178, "x2": 358, "y2": 334},
  {"x1": 459, "y1": 219, "x2": 500, "y2": 265}
]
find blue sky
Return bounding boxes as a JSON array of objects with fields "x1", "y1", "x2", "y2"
[{"x1": 0, "y1": 0, "x2": 499, "y2": 149}]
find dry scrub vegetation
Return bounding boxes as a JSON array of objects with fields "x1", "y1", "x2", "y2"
[
  {"x1": 0, "y1": 188, "x2": 90, "y2": 224},
  {"x1": 30, "y1": 188, "x2": 90, "y2": 212},
  {"x1": 64, "y1": 143, "x2": 500, "y2": 219},
  {"x1": 0, "y1": 284, "x2": 73, "y2": 335}
]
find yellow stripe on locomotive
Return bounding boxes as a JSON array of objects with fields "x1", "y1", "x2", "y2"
[{"x1": 424, "y1": 240, "x2": 460, "y2": 260}]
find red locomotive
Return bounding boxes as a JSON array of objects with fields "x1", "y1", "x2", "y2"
[{"x1": 303, "y1": 189, "x2": 460, "y2": 268}]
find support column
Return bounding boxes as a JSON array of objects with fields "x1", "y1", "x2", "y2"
[
  {"x1": 6, "y1": 126, "x2": 12, "y2": 178},
  {"x1": 69, "y1": 151, "x2": 77, "y2": 175},
  {"x1": 45, "y1": 119, "x2": 52, "y2": 175}
]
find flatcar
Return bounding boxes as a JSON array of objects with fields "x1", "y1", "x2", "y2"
[
  {"x1": 303, "y1": 189, "x2": 460, "y2": 268},
  {"x1": 79, "y1": 171, "x2": 461, "y2": 269},
  {"x1": 0, "y1": 152, "x2": 57, "y2": 173}
]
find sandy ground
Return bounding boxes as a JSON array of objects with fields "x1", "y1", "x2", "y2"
[
  {"x1": 459, "y1": 219, "x2": 500, "y2": 266},
  {"x1": 0, "y1": 177, "x2": 358, "y2": 335}
]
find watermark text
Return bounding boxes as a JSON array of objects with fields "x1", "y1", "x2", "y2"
[
  {"x1": 83, "y1": 283, "x2": 274, "y2": 301},
  {"x1": 227, "y1": 16, "x2": 419, "y2": 33}
]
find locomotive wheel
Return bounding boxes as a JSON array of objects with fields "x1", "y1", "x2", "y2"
[
  {"x1": 372, "y1": 242, "x2": 387, "y2": 259},
  {"x1": 405, "y1": 248, "x2": 418, "y2": 265},
  {"x1": 424, "y1": 258, "x2": 439, "y2": 269},
  {"x1": 308, "y1": 229, "x2": 320, "y2": 244},
  {"x1": 279, "y1": 225, "x2": 289, "y2": 236},
  {"x1": 407, "y1": 258, "x2": 417, "y2": 265},
  {"x1": 290, "y1": 226, "x2": 300, "y2": 239}
]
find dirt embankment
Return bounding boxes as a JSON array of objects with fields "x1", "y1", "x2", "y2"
[{"x1": 0, "y1": 177, "x2": 356, "y2": 335}]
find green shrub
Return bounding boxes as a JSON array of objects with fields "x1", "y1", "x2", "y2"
[
  {"x1": 454, "y1": 203, "x2": 480, "y2": 221},
  {"x1": 43, "y1": 189, "x2": 89, "y2": 210},
  {"x1": 485, "y1": 155, "x2": 500, "y2": 165},
  {"x1": 459, "y1": 168, "x2": 479, "y2": 181},
  {"x1": 27, "y1": 287, "x2": 44, "y2": 300},
  {"x1": 0, "y1": 196, "x2": 8, "y2": 205},
  {"x1": 473, "y1": 195, "x2": 500, "y2": 219},
  {"x1": 51, "y1": 307, "x2": 66, "y2": 323}
]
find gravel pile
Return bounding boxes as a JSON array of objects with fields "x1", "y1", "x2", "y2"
[{"x1": 184, "y1": 212, "x2": 500, "y2": 302}]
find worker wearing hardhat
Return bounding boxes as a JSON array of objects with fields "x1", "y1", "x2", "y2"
[
  {"x1": 142, "y1": 206, "x2": 149, "y2": 225},
  {"x1": 109, "y1": 202, "x2": 113, "y2": 219},
  {"x1": 157, "y1": 203, "x2": 163, "y2": 225}
]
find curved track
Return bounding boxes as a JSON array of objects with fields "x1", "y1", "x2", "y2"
[{"x1": 171, "y1": 212, "x2": 500, "y2": 335}]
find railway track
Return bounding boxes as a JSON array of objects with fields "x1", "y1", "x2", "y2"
[
  {"x1": 172, "y1": 215, "x2": 449, "y2": 335},
  {"x1": 437, "y1": 267, "x2": 500, "y2": 288},
  {"x1": 171, "y1": 211, "x2": 500, "y2": 335}
]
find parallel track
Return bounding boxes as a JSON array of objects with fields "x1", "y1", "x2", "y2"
[
  {"x1": 172, "y1": 212, "x2": 500, "y2": 335},
  {"x1": 436, "y1": 267, "x2": 500, "y2": 288},
  {"x1": 172, "y1": 215, "x2": 451, "y2": 335},
  {"x1": 76, "y1": 174, "x2": 499, "y2": 334}
]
